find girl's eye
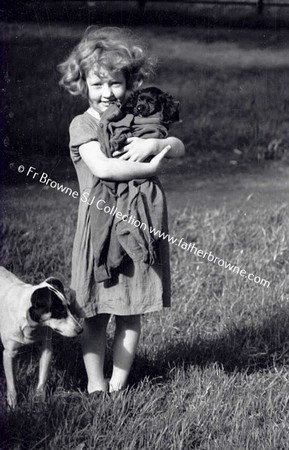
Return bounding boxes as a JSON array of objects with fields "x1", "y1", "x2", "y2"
[{"x1": 112, "y1": 82, "x2": 121, "y2": 86}]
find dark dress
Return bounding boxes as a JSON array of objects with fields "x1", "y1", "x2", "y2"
[{"x1": 69, "y1": 109, "x2": 171, "y2": 318}]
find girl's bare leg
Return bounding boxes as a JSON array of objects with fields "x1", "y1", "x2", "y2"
[
  {"x1": 109, "y1": 315, "x2": 141, "y2": 392},
  {"x1": 81, "y1": 314, "x2": 110, "y2": 393}
]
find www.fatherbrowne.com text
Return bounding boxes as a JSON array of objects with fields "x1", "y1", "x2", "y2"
[
  {"x1": 22, "y1": 166, "x2": 271, "y2": 288},
  {"x1": 91, "y1": 197, "x2": 271, "y2": 289}
]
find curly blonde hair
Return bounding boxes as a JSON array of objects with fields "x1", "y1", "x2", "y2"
[{"x1": 58, "y1": 26, "x2": 156, "y2": 97}]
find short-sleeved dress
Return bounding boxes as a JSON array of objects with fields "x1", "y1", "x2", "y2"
[{"x1": 69, "y1": 109, "x2": 171, "y2": 318}]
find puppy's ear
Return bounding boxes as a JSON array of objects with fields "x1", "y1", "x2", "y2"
[
  {"x1": 45, "y1": 277, "x2": 65, "y2": 296},
  {"x1": 122, "y1": 90, "x2": 140, "y2": 113},
  {"x1": 159, "y1": 92, "x2": 180, "y2": 124}
]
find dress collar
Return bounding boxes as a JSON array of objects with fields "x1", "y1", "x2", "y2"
[{"x1": 86, "y1": 107, "x2": 101, "y2": 120}]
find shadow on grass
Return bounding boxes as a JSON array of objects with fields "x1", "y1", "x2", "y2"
[
  {"x1": 1, "y1": 308, "x2": 289, "y2": 402},
  {"x1": 54, "y1": 308, "x2": 289, "y2": 390},
  {"x1": 132, "y1": 309, "x2": 289, "y2": 383},
  {"x1": 3, "y1": 0, "x2": 289, "y2": 30}
]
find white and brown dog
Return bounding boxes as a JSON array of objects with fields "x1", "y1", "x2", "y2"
[{"x1": 0, "y1": 266, "x2": 83, "y2": 407}]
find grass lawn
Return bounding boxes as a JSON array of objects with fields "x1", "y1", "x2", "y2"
[
  {"x1": 2, "y1": 6, "x2": 289, "y2": 449},
  {"x1": 1, "y1": 177, "x2": 289, "y2": 449}
]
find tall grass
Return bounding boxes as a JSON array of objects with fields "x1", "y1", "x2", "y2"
[{"x1": 1, "y1": 183, "x2": 289, "y2": 449}]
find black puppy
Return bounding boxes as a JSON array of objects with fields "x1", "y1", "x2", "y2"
[
  {"x1": 124, "y1": 86, "x2": 179, "y2": 124},
  {"x1": 105, "y1": 87, "x2": 180, "y2": 153}
]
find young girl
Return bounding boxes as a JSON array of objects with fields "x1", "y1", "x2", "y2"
[{"x1": 58, "y1": 26, "x2": 185, "y2": 394}]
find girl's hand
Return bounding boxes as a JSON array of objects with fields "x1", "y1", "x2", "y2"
[
  {"x1": 112, "y1": 137, "x2": 160, "y2": 162},
  {"x1": 148, "y1": 145, "x2": 171, "y2": 174}
]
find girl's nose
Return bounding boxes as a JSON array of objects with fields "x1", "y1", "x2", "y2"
[{"x1": 102, "y1": 83, "x2": 113, "y2": 98}]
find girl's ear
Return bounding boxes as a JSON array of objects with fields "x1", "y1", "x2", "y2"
[{"x1": 132, "y1": 79, "x2": 143, "y2": 90}]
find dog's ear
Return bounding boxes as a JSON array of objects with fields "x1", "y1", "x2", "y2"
[
  {"x1": 159, "y1": 92, "x2": 180, "y2": 124},
  {"x1": 29, "y1": 288, "x2": 51, "y2": 322},
  {"x1": 31, "y1": 288, "x2": 50, "y2": 309},
  {"x1": 122, "y1": 90, "x2": 140, "y2": 113},
  {"x1": 45, "y1": 277, "x2": 65, "y2": 296}
]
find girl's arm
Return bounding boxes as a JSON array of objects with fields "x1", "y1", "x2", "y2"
[
  {"x1": 154, "y1": 137, "x2": 185, "y2": 158},
  {"x1": 79, "y1": 141, "x2": 170, "y2": 182},
  {"x1": 113, "y1": 136, "x2": 185, "y2": 161}
]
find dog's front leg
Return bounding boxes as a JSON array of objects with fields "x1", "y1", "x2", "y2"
[
  {"x1": 3, "y1": 348, "x2": 18, "y2": 408},
  {"x1": 35, "y1": 329, "x2": 53, "y2": 398}
]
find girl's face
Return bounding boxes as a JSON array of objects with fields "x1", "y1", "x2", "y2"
[{"x1": 86, "y1": 68, "x2": 127, "y2": 113}]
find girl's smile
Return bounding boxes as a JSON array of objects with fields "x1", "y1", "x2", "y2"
[{"x1": 86, "y1": 69, "x2": 127, "y2": 113}]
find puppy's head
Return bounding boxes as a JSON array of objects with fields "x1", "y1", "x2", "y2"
[
  {"x1": 133, "y1": 87, "x2": 164, "y2": 118},
  {"x1": 29, "y1": 278, "x2": 82, "y2": 337},
  {"x1": 125, "y1": 87, "x2": 180, "y2": 124}
]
